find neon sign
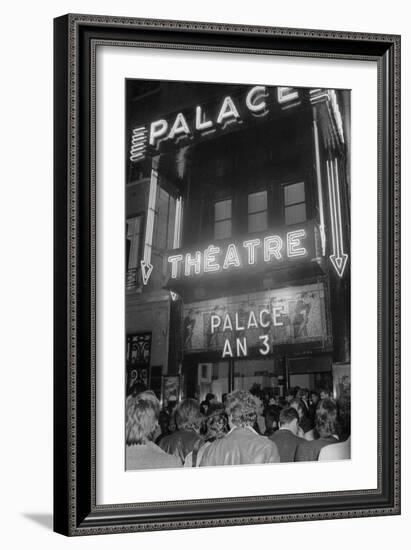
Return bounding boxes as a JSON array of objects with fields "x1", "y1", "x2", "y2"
[
  {"x1": 183, "y1": 283, "x2": 328, "y2": 358},
  {"x1": 167, "y1": 228, "x2": 309, "y2": 280},
  {"x1": 129, "y1": 86, "x2": 302, "y2": 162}
]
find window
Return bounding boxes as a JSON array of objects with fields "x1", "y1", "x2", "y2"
[
  {"x1": 214, "y1": 198, "x2": 232, "y2": 240},
  {"x1": 248, "y1": 190, "x2": 267, "y2": 233},
  {"x1": 126, "y1": 215, "x2": 143, "y2": 271},
  {"x1": 153, "y1": 186, "x2": 176, "y2": 250},
  {"x1": 284, "y1": 182, "x2": 306, "y2": 225}
]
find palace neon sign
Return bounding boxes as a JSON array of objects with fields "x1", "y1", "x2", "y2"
[
  {"x1": 167, "y1": 228, "x2": 308, "y2": 279},
  {"x1": 130, "y1": 86, "x2": 301, "y2": 162},
  {"x1": 210, "y1": 308, "x2": 285, "y2": 358}
]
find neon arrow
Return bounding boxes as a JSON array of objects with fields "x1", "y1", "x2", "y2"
[
  {"x1": 327, "y1": 158, "x2": 348, "y2": 277},
  {"x1": 140, "y1": 164, "x2": 158, "y2": 285}
]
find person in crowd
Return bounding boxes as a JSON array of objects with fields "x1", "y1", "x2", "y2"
[
  {"x1": 318, "y1": 436, "x2": 351, "y2": 461},
  {"x1": 308, "y1": 390, "x2": 320, "y2": 422},
  {"x1": 185, "y1": 404, "x2": 228, "y2": 467},
  {"x1": 299, "y1": 388, "x2": 310, "y2": 417},
  {"x1": 253, "y1": 395, "x2": 266, "y2": 435},
  {"x1": 137, "y1": 390, "x2": 162, "y2": 441},
  {"x1": 198, "y1": 390, "x2": 280, "y2": 467},
  {"x1": 125, "y1": 393, "x2": 182, "y2": 470},
  {"x1": 200, "y1": 393, "x2": 216, "y2": 415},
  {"x1": 269, "y1": 407, "x2": 306, "y2": 462},
  {"x1": 159, "y1": 398, "x2": 203, "y2": 464},
  {"x1": 203, "y1": 403, "x2": 229, "y2": 442},
  {"x1": 268, "y1": 393, "x2": 283, "y2": 416},
  {"x1": 293, "y1": 386, "x2": 302, "y2": 398},
  {"x1": 284, "y1": 388, "x2": 295, "y2": 404},
  {"x1": 278, "y1": 396, "x2": 288, "y2": 409},
  {"x1": 295, "y1": 398, "x2": 339, "y2": 461},
  {"x1": 336, "y1": 389, "x2": 351, "y2": 441},
  {"x1": 290, "y1": 397, "x2": 314, "y2": 439},
  {"x1": 154, "y1": 409, "x2": 171, "y2": 445},
  {"x1": 263, "y1": 405, "x2": 279, "y2": 437},
  {"x1": 319, "y1": 388, "x2": 332, "y2": 400}
]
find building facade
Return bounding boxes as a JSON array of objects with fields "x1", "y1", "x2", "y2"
[{"x1": 125, "y1": 81, "x2": 350, "y2": 403}]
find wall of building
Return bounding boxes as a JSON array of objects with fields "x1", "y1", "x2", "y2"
[{"x1": 126, "y1": 291, "x2": 171, "y2": 370}]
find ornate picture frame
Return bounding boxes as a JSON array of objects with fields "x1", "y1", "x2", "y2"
[{"x1": 53, "y1": 14, "x2": 400, "y2": 536}]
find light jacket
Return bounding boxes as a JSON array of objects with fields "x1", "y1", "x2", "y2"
[{"x1": 198, "y1": 426, "x2": 280, "y2": 467}]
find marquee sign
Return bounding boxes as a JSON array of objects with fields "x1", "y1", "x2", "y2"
[
  {"x1": 182, "y1": 283, "x2": 329, "y2": 358},
  {"x1": 166, "y1": 223, "x2": 317, "y2": 281},
  {"x1": 129, "y1": 85, "x2": 304, "y2": 162}
]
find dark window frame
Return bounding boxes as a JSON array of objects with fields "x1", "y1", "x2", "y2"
[
  {"x1": 214, "y1": 197, "x2": 233, "y2": 240},
  {"x1": 247, "y1": 189, "x2": 268, "y2": 234},
  {"x1": 282, "y1": 180, "x2": 307, "y2": 226}
]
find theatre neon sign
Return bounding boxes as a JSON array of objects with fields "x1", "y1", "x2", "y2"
[
  {"x1": 167, "y1": 228, "x2": 309, "y2": 280},
  {"x1": 129, "y1": 86, "x2": 301, "y2": 162}
]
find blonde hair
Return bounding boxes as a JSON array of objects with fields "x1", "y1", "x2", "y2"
[
  {"x1": 125, "y1": 394, "x2": 159, "y2": 445},
  {"x1": 174, "y1": 398, "x2": 202, "y2": 431},
  {"x1": 225, "y1": 390, "x2": 257, "y2": 427}
]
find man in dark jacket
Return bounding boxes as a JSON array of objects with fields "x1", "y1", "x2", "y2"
[{"x1": 269, "y1": 407, "x2": 305, "y2": 462}]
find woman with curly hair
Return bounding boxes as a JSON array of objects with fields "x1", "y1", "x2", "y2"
[
  {"x1": 184, "y1": 404, "x2": 229, "y2": 467},
  {"x1": 197, "y1": 390, "x2": 280, "y2": 467}
]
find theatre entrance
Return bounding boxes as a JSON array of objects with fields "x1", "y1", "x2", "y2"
[{"x1": 183, "y1": 354, "x2": 333, "y2": 401}]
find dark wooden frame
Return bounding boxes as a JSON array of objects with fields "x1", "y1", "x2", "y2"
[{"x1": 54, "y1": 14, "x2": 400, "y2": 536}]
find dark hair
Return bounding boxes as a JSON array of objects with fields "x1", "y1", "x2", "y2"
[
  {"x1": 264, "y1": 405, "x2": 279, "y2": 423},
  {"x1": 205, "y1": 393, "x2": 215, "y2": 402},
  {"x1": 174, "y1": 398, "x2": 202, "y2": 430},
  {"x1": 279, "y1": 406, "x2": 299, "y2": 426},
  {"x1": 204, "y1": 406, "x2": 228, "y2": 441},
  {"x1": 315, "y1": 398, "x2": 338, "y2": 437}
]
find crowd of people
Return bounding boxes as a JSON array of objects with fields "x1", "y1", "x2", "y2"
[{"x1": 125, "y1": 386, "x2": 351, "y2": 470}]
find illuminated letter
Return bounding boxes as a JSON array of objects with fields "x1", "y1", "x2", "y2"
[
  {"x1": 246, "y1": 86, "x2": 268, "y2": 114},
  {"x1": 222, "y1": 314, "x2": 233, "y2": 332},
  {"x1": 236, "y1": 338, "x2": 248, "y2": 357},
  {"x1": 168, "y1": 113, "x2": 191, "y2": 141},
  {"x1": 149, "y1": 119, "x2": 168, "y2": 146},
  {"x1": 195, "y1": 106, "x2": 213, "y2": 132},
  {"x1": 168, "y1": 254, "x2": 183, "y2": 278},
  {"x1": 287, "y1": 229, "x2": 307, "y2": 257},
  {"x1": 185, "y1": 252, "x2": 201, "y2": 276},
  {"x1": 247, "y1": 311, "x2": 258, "y2": 329},
  {"x1": 243, "y1": 239, "x2": 261, "y2": 265},
  {"x1": 264, "y1": 236, "x2": 283, "y2": 261},
  {"x1": 222, "y1": 339, "x2": 233, "y2": 358},
  {"x1": 235, "y1": 313, "x2": 245, "y2": 331},
  {"x1": 259, "y1": 335, "x2": 270, "y2": 355},
  {"x1": 204, "y1": 245, "x2": 221, "y2": 272},
  {"x1": 259, "y1": 309, "x2": 270, "y2": 328},
  {"x1": 217, "y1": 96, "x2": 240, "y2": 126},
  {"x1": 277, "y1": 87, "x2": 299, "y2": 104},
  {"x1": 273, "y1": 306, "x2": 284, "y2": 326},
  {"x1": 211, "y1": 315, "x2": 221, "y2": 334},
  {"x1": 223, "y1": 243, "x2": 241, "y2": 270}
]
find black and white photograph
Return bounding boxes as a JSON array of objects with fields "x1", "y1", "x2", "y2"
[{"x1": 124, "y1": 80, "x2": 351, "y2": 470}]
